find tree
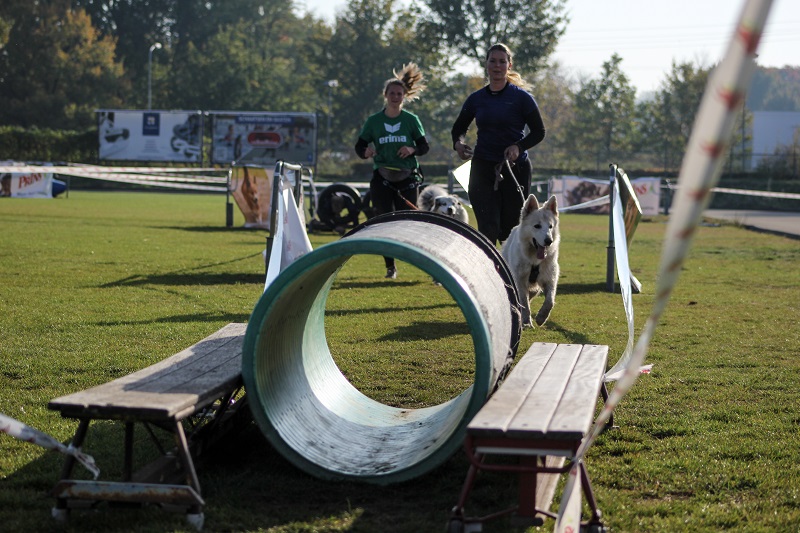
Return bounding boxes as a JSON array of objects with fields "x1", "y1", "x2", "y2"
[
  {"x1": 0, "y1": 4, "x2": 126, "y2": 129},
  {"x1": 527, "y1": 63, "x2": 575, "y2": 169},
  {"x1": 562, "y1": 54, "x2": 636, "y2": 169},
  {"x1": 166, "y1": 10, "x2": 315, "y2": 112},
  {"x1": 420, "y1": 0, "x2": 567, "y2": 75},
  {"x1": 317, "y1": 0, "x2": 447, "y2": 154},
  {"x1": 637, "y1": 60, "x2": 710, "y2": 171},
  {"x1": 748, "y1": 66, "x2": 800, "y2": 111}
]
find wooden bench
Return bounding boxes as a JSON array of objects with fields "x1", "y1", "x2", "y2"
[
  {"x1": 48, "y1": 323, "x2": 248, "y2": 531},
  {"x1": 448, "y1": 342, "x2": 611, "y2": 532}
]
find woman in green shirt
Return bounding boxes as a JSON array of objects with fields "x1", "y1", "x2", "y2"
[{"x1": 355, "y1": 63, "x2": 430, "y2": 279}]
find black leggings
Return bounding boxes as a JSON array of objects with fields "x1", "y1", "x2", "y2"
[
  {"x1": 467, "y1": 157, "x2": 531, "y2": 245},
  {"x1": 369, "y1": 170, "x2": 419, "y2": 269}
]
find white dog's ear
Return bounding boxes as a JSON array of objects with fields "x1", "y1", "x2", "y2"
[
  {"x1": 523, "y1": 194, "x2": 540, "y2": 214},
  {"x1": 545, "y1": 195, "x2": 558, "y2": 215}
]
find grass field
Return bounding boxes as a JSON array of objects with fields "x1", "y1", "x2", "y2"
[{"x1": 1, "y1": 191, "x2": 799, "y2": 532}]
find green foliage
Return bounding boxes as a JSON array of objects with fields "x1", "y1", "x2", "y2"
[
  {"x1": 564, "y1": 54, "x2": 636, "y2": 165},
  {"x1": 0, "y1": 126, "x2": 96, "y2": 162},
  {"x1": 420, "y1": 0, "x2": 568, "y2": 74},
  {"x1": 635, "y1": 61, "x2": 711, "y2": 171},
  {"x1": 0, "y1": 6, "x2": 125, "y2": 129},
  {"x1": 0, "y1": 192, "x2": 798, "y2": 532},
  {"x1": 748, "y1": 66, "x2": 800, "y2": 111}
]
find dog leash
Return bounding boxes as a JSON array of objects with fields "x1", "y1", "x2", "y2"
[
  {"x1": 494, "y1": 159, "x2": 526, "y2": 203},
  {"x1": 382, "y1": 179, "x2": 420, "y2": 211}
]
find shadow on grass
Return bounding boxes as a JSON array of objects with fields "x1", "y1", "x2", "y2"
[
  {"x1": 378, "y1": 319, "x2": 471, "y2": 342},
  {"x1": 95, "y1": 311, "x2": 251, "y2": 326},
  {"x1": 1, "y1": 419, "x2": 518, "y2": 532},
  {"x1": 539, "y1": 320, "x2": 596, "y2": 345},
  {"x1": 99, "y1": 272, "x2": 264, "y2": 288},
  {"x1": 331, "y1": 279, "x2": 420, "y2": 290},
  {"x1": 98, "y1": 252, "x2": 265, "y2": 288},
  {"x1": 154, "y1": 225, "x2": 267, "y2": 234},
  {"x1": 556, "y1": 282, "x2": 610, "y2": 295},
  {"x1": 325, "y1": 301, "x2": 458, "y2": 318}
]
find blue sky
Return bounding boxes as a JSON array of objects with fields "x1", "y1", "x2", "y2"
[{"x1": 296, "y1": 0, "x2": 799, "y2": 96}]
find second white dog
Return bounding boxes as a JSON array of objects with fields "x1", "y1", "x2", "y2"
[
  {"x1": 501, "y1": 194, "x2": 560, "y2": 328},
  {"x1": 417, "y1": 185, "x2": 470, "y2": 224}
]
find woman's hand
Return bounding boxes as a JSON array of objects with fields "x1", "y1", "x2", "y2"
[
  {"x1": 455, "y1": 141, "x2": 473, "y2": 161},
  {"x1": 397, "y1": 146, "x2": 416, "y2": 159},
  {"x1": 504, "y1": 144, "x2": 520, "y2": 162},
  {"x1": 364, "y1": 146, "x2": 376, "y2": 159}
]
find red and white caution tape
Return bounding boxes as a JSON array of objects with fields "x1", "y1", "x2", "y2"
[
  {"x1": 557, "y1": 194, "x2": 610, "y2": 213},
  {"x1": 666, "y1": 182, "x2": 800, "y2": 200},
  {"x1": 0, "y1": 413, "x2": 99, "y2": 479},
  {"x1": 0, "y1": 165, "x2": 228, "y2": 192},
  {"x1": 554, "y1": 0, "x2": 774, "y2": 529}
]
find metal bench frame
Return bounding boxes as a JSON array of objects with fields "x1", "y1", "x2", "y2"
[
  {"x1": 448, "y1": 342, "x2": 612, "y2": 532},
  {"x1": 48, "y1": 323, "x2": 248, "y2": 530}
]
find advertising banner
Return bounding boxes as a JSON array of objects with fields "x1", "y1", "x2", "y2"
[
  {"x1": 229, "y1": 165, "x2": 273, "y2": 229},
  {"x1": 549, "y1": 176, "x2": 611, "y2": 214},
  {"x1": 549, "y1": 176, "x2": 661, "y2": 216},
  {"x1": 97, "y1": 110, "x2": 203, "y2": 162},
  {"x1": 210, "y1": 112, "x2": 316, "y2": 166},
  {"x1": 1, "y1": 167, "x2": 54, "y2": 198}
]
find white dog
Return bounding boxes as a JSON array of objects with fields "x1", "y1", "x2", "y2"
[
  {"x1": 501, "y1": 194, "x2": 560, "y2": 328},
  {"x1": 417, "y1": 185, "x2": 470, "y2": 224}
]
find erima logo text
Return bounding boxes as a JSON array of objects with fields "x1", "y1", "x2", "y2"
[{"x1": 379, "y1": 122, "x2": 406, "y2": 144}]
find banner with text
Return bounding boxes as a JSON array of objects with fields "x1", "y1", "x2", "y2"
[
  {"x1": 549, "y1": 176, "x2": 661, "y2": 216},
  {"x1": 210, "y1": 112, "x2": 316, "y2": 166},
  {"x1": 96, "y1": 110, "x2": 203, "y2": 163},
  {"x1": 1, "y1": 167, "x2": 54, "y2": 198}
]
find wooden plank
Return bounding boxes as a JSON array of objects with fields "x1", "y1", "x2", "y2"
[
  {"x1": 536, "y1": 455, "x2": 566, "y2": 518},
  {"x1": 467, "y1": 343, "x2": 556, "y2": 437},
  {"x1": 546, "y1": 345, "x2": 608, "y2": 440},
  {"x1": 505, "y1": 344, "x2": 582, "y2": 439},
  {"x1": 48, "y1": 323, "x2": 246, "y2": 421}
]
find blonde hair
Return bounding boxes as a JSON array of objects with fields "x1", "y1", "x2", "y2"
[
  {"x1": 383, "y1": 62, "x2": 426, "y2": 102},
  {"x1": 486, "y1": 43, "x2": 530, "y2": 90}
]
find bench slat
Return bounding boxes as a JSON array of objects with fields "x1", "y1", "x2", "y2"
[
  {"x1": 467, "y1": 343, "x2": 608, "y2": 442},
  {"x1": 467, "y1": 343, "x2": 555, "y2": 436},
  {"x1": 48, "y1": 323, "x2": 246, "y2": 421},
  {"x1": 505, "y1": 344, "x2": 583, "y2": 438},
  {"x1": 543, "y1": 344, "x2": 608, "y2": 440}
]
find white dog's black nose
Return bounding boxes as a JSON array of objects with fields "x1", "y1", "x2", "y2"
[{"x1": 544, "y1": 237, "x2": 553, "y2": 246}]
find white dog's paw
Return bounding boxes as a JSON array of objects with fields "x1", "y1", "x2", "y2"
[
  {"x1": 535, "y1": 307, "x2": 552, "y2": 326},
  {"x1": 521, "y1": 309, "x2": 534, "y2": 328}
]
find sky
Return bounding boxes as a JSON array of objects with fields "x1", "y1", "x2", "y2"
[{"x1": 296, "y1": 0, "x2": 799, "y2": 97}]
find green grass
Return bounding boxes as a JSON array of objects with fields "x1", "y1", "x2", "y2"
[{"x1": 1, "y1": 191, "x2": 799, "y2": 532}]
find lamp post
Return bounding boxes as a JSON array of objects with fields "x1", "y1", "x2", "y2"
[
  {"x1": 148, "y1": 42, "x2": 162, "y2": 109},
  {"x1": 326, "y1": 79, "x2": 338, "y2": 151}
]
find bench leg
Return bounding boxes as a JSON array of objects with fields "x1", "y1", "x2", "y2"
[
  {"x1": 579, "y1": 460, "x2": 604, "y2": 528},
  {"x1": 516, "y1": 455, "x2": 541, "y2": 522},
  {"x1": 600, "y1": 383, "x2": 617, "y2": 429},
  {"x1": 53, "y1": 418, "x2": 91, "y2": 516},
  {"x1": 173, "y1": 421, "x2": 202, "y2": 516},
  {"x1": 452, "y1": 453, "x2": 482, "y2": 517},
  {"x1": 123, "y1": 422, "x2": 134, "y2": 481}
]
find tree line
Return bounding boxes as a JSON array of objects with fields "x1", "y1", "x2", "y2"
[{"x1": 1, "y1": 0, "x2": 798, "y2": 174}]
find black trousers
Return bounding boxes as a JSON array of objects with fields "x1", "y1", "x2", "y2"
[
  {"x1": 467, "y1": 157, "x2": 531, "y2": 245},
  {"x1": 369, "y1": 170, "x2": 419, "y2": 269}
]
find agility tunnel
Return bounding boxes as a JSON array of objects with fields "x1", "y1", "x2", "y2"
[{"x1": 242, "y1": 211, "x2": 521, "y2": 484}]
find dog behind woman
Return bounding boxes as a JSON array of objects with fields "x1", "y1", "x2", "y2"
[{"x1": 417, "y1": 184, "x2": 470, "y2": 224}]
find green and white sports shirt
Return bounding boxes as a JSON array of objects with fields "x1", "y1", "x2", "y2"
[{"x1": 357, "y1": 109, "x2": 425, "y2": 170}]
